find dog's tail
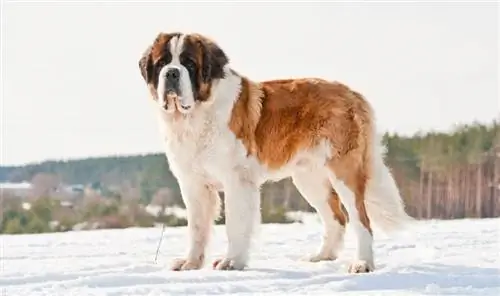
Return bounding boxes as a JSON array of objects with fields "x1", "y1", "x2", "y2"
[{"x1": 364, "y1": 135, "x2": 415, "y2": 234}]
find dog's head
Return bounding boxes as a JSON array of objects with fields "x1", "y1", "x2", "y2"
[{"x1": 138, "y1": 32, "x2": 229, "y2": 114}]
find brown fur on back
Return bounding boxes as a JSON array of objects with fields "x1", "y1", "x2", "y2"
[{"x1": 229, "y1": 77, "x2": 374, "y2": 171}]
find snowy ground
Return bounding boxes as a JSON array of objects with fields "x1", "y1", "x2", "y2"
[{"x1": 2, "y1": 214, "x2": 499, "y2": 296}]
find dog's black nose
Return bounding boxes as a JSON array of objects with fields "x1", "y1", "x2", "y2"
[{"x1": 165, "y1": 68, "x2": 180, "y2": 82}]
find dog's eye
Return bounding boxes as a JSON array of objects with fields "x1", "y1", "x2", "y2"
[
  {"x1": 184, "y1": 60, "x2": 196, "y2": 71},
  {"x1": 156, "y1": 60, "x2": 165, "y2": 68}
]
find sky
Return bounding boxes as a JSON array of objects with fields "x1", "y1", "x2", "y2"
[{"x1": 1, "y1": 1, "x2": 498, "y2": 166}]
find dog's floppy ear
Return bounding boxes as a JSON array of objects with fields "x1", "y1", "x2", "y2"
[
  {"x1": 200, "y1": 39, "x2": 228, "y2": 83},
  {"x1": 138, "y1": 45, "x2": 153, "y2": 82}
]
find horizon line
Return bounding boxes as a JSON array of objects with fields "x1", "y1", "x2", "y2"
[{"x1": 2, "y1": 117, "x2": 498, "y2": 168}]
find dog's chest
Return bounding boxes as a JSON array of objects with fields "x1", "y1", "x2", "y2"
[{"x1": 160, "y1": 114, "x2": 234, "y2": 178}]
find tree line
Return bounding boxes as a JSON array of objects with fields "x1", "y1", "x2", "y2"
[{"x1": 1, "y1": 120, "x2": 499, "y2": 220}]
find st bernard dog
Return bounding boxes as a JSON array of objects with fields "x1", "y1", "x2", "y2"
[{"x1": 138, "y1": 32, "x2": 413, "y2": 273}]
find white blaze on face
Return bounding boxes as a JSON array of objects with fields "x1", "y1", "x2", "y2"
[
  {"x1": 156, "y1": 34, "x2": 196, "y2": 114},
  {"x1": 156, "y1": 66, "x2": 176, "y2": 113}
]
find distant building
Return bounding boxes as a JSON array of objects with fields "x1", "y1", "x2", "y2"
[
  {"x1": 0, "y1": 182, "x2": 32, "y2": 198},
  {"x1": 56, "y1": 184, "x2": 85, "y2": 198}
]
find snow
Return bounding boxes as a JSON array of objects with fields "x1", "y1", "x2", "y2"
[{"x1": 2, "y1": 215, "x2": 499, "y2": 296}]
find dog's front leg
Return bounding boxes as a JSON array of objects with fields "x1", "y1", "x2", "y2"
[
  {"x1": 213, "y1": 178, "x2": 261, "y2": 270},
  {"x1": 171, "y1": 177, "x2": 220, "y2": 271}
]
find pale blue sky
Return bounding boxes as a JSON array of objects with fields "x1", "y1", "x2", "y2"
[{"x1": 2, "y1": 1, "x2": 498, "y2": 166}]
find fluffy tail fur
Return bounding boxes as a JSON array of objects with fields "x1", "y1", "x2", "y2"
[{"x1": 364, "y1": 137, "x2": 415, "y2": 234}]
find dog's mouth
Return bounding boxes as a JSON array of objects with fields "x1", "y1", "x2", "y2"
[
  {"x1": 166, "y1": 89, "x2": 179, "y2": 99},
  {"x1": 163, "y1": 92, "x2": 193, "y2": 113}
]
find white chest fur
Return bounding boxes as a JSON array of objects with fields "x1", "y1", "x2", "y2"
[{"x1": 155, "y1": 70, "x2": 248, "y2": 188}]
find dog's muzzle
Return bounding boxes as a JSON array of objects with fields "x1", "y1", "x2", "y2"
[
  {"x1": 160, "y1": 67, "x2": 193, "y2": 113},
  {"x1": 165, "y1": 68, "x2": 180, "y2": 96}
]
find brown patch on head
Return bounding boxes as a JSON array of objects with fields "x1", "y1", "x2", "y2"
[
  {"x1": 182, "y1": 33, "x2": 229, "y2": 102},
  {"x1": 150, "y1": 33, "x2": 181, "y2": 64},
  {"x1": 138, "y1": 32, "x2": 181, "y2": 98}
]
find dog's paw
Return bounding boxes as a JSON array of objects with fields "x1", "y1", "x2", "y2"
[
  {"x1": 170, "y1": 258, "x2": 203, "y2": 271},
  {"x1": 347, "y1": 260, "x2": 374, "y2": 273},
  {"x1": 212, "y1": 257, "x2": 246, "y2": 271}
]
